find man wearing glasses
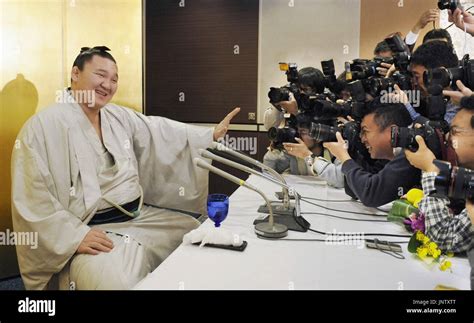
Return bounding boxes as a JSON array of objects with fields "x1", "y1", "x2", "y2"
[{"x1": 406, "y1": 92, "x2": 474, "y2": 254}]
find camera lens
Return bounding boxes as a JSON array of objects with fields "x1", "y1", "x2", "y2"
[
  {"x1": 268, "y1": 87, "x2": 290, "y2": 104},
  {"x1": 452, "y1": 166, "x2": 474, "y2": 200},
  {"x1": 268, "y1": 126, "x2": 297, "y2": 145},
  {"x1": 434, "y1": 160, "x2": 453, "y2": 198},
  {"x1": 390, "y1": 126, "x2": 417, "y2": 151},
  {"x1": 309, "y1": 123, "x2": 338, "y2": 142}
]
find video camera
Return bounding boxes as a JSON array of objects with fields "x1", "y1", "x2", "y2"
[{"x1": 434, "y1": 160, "x2": 473, "y2": 202}]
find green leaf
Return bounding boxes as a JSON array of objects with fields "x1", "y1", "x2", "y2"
[
  {"x1": 389, "y1": 199, "x2": 418, "y2": 219},
  {"x1": 408, "y1": 233, "x2": 421, "y2": 253}
]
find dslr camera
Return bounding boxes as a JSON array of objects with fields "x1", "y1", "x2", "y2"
[
  {"x1": 390, "y1": 123, "x2": 445, "y2": 158},
  {"x1": 268, "y1": 62, "x2": 299, "y2": 104},
  {"x1": 309, "y1": 121, "x2": 360, "y2": 145}
]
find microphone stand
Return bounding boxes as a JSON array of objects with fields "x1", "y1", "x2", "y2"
[
  {"x1": 209, "y1": 142, "x2": 295, "y2": 215},
  {"x1": 194, "y1": 158, "x2": 288, "y2": 239},
  {"x1": 200, "y1": 149, "x2": 309, "y2": 232}
]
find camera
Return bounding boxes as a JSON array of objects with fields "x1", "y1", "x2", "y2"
[
  {"x1": 321, "y1": 59, "x2": 337, "y2": 91},
  {"x1": 280, "y1": 62, "x2": 299, "y2": 83},
  {"x1": 267, "y1": 114, "x2": 299, "y2": 150},
  {"x1": 424, "y1": 54, "x2": 474, "y2": 92},
  {"x1": 423, "y1": 54, "x2": 474, "y2": 122},
  {"x1": 309, "y1": 121, "x2": 360, "y2": 144},
  {"x1": 434, "y1": 160, "x2": 474, "y2": 202},
  {"x1": 347, "y1": 57, "x2": 394, "y2": 81},
  {"x1": 267, "y1": 62, "x2": 300, "y2": 105},
  {"x1": 390, "y1": 123, "x2": 444, "y2": 158},
  {"x1": 268, "y1": 86, "x2": 292, "y2": 104},
  {"x1": 268, "y1": 126, "x2": 299, "y2": 150},
  {"x1": 438, "y1": 0, "x2": 463, "y2": 12}
]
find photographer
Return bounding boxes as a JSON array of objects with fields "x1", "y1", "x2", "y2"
[
  {"x1": 264, "y1": 67, "x2": 326, "y2": 129},
  {"x1": 374, "y1": 40, "x2": 392, "y2": 58},
  {"x1": 405, "y1": 95, "x2": 474, "y2": 253},
  {"x1": 280, "y1": 115, "x2": 344, "y2": 188},
  {"x1": 408, "y1": 40, "x2": 459, "y2": 123},
  {"x1": 323, "y1": 103, "x2": 419, "y2": 207},
  {"x1": 263, "y1": 114, "x2": 334, "y2": 177}
]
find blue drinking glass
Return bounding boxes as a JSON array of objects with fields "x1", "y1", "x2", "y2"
[{"x1": 207, "y1": 194, "x2": 229, "y2": 227}]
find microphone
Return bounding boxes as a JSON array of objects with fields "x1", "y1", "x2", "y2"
[
  {"x1": 199, "y1": 148, "x2": 296, "y2": 216},
  {"x1": 194, "y1": 158, "x2": 288, "y2": 239},
  {"x1": 209, "y1": 141, "x2": 295, "y2": 207}
]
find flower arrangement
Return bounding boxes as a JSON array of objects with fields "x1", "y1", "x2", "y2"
[
  {"x1": 408, "y1": 231, "x2": 453, "y2": 272},
  {"x1": 388, "y1": 188, "x2": 453, "y2": 271}
]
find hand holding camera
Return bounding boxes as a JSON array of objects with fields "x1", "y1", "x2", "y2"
[
  {"x1": 322, "y1": 132, "x2": 352, "y2": 164},
  {"x1": 405, "y1": 135, "x2": 439, "y2": 173},
  {"x1": 283, "y1": 138, "x2": 312, "y2": 159}
]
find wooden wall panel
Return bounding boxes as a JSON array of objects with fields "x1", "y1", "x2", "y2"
[{"x1": 145, "y1": 0, "x2": 259, "y2": 124}]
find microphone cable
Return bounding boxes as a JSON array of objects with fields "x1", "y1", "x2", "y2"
[
  {"x1": 300, "y1": 211, "x2": 389, "y2": 223},
  {"x1": 299, "y1": 197, "x2": 389, "y2": 217}
]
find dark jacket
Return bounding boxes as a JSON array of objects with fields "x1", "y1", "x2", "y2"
[{"x1": 341, "y1": 151, "x2": 421, "y2": 207}]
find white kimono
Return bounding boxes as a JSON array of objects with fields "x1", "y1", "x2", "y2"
[{"x1": 11, "y1": 90, "x2": 213, "y2": 290}]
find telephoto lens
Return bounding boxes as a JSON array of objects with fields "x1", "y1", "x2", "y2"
[
  {"x1": 268, "y1": 126, "x2": 298, "y2": 150},
  {"x1": 309, "y1": 123, "x2": 338, "y2": 142},
  {"x1": 434, "y1": 160, "x2": 474, "y2": 202}
]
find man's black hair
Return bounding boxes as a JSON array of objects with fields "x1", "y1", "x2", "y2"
[
  {"x1": 422, "y1": 28, "x2": 454, "y2": 48},
  {"x1": 410, "y1": 40, "x2": 459, "y2": 69},
  {"x1": 365, "y1": 102, "x2": 412, "y2": 130},
  {"x1": 72, "y1": 46, "x2": 116, "y2": 71},
  {"x1": 460, "y1": 95, "x2": 474, "y2": 128},
  {"x1": 298, "y1": 67, "x2": 325, "y2": 94},
  {"x1": 374, "y1": 41, "x2": 392, "y2": 56}
]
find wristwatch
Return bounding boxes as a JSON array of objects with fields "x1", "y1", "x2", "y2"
[{"x1": 304, "y1": 154, "x2": 316, "y2": 167}]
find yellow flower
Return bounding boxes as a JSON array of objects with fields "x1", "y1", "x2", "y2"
[
  {"x1": 406, "y1": 188, "x2": 424, "y2": 208},
  {"x1": 416, "y1": 231, "x2": 425, "y2": 241},
  {"x1": 422, "y1": 236, "x2": 430, "y2": 245},
  {"x1": 432, "y1": 249, "x2": 441, "y2": 259},
  {"x1": 427, "y1": 242, "x2": 438, "y2": 255},
  {"x1": 439, "y1": 260, "x2": 452, "y2": 271},
  {"x1": 417, "y1": 246, "x2": 429, "y2": 258}
]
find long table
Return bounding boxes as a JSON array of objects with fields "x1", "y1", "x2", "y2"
[{"x1": 134, "y1": 174, "x2": 471, "y2": 290}]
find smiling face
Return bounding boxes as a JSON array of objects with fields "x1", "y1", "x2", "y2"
[
  {"x1": 71, "y1": 55, "x2": 118, "y2": 110},
  {"x1": 409, "y1": 63, "x2": 427, "y2": 96},
  {"x1": 360, "y1": 113, "x2": 394, "y2": 160}
]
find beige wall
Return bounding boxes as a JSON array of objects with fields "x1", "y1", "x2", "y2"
[
  {"x1": 360, "y1": 0, "x2": 439, "y2": 59},
  {"x1": 0, "y1": 0, "x2": 142, "y2": 279}
]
